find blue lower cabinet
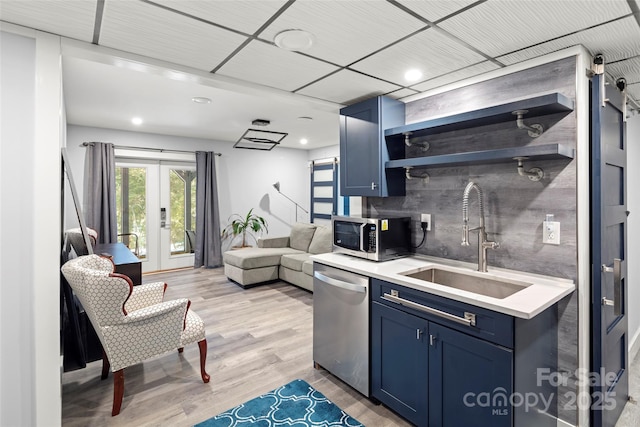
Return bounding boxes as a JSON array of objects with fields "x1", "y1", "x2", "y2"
[
  {"x1": 428, "y1": 323, "x2": 513, "y2": 427},
  {"x1": 371, "y1": 301, "x2": 429, "y2": 425},
  {"x1": 371, "y1": 302, "x2": 514, "y2": 427}
]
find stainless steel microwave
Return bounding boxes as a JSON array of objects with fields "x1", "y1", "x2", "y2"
[{"x1": 332, "y1": 215, "x2": 412, "y2": 261}]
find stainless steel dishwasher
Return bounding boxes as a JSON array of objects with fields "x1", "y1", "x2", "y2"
[{"x1": 313, "y1": 263, "x2": 369, "y2": 397}]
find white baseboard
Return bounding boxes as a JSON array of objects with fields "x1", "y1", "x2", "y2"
[
  {"x1": 557, "y1": 417, "x2": 576, "y2": 427},
  {"x1": 630, "y1": 327, "x2": 640, "y2": 364}
]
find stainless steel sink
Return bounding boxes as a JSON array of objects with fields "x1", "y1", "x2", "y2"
[{"x1": 400, "y1": 267, "x2": 530, "y2": 299}]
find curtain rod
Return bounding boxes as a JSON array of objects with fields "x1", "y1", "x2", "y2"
[{"x1": 81, "y1": 142, "x2": 221, "y2": 156}]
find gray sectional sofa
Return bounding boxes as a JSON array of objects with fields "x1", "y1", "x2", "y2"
[{"x1": 223, "y1": 223, "x2": 332, "y2": 291}]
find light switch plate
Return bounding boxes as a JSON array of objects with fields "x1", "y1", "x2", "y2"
[{"x1": 543, "y1": 221, "x2": 560, "y2": 245}]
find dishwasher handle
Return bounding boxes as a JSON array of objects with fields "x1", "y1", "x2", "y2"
[{"x1": 314, "y1": 271, "x2": 367, "y2": 293}]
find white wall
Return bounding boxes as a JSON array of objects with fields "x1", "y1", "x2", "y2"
[
  {"x1": 65, "y1": 125, "x2": 311, "y2": 248},
  {"x1": 627, "y1": 113, "x2": 640, "y2": 358},
  {"x1": 0, "y1": 27, "x2": 63, "y2": 426}
]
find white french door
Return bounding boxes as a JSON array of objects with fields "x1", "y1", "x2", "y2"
[
  {"x1": 159, "y1": 163, "x2": 196, "y2": 270},
  {"x1": 115, "y1": 159, "x2": 196, "y2": 273}
]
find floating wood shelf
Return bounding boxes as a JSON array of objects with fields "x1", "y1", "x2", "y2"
[
  {"x1": 384, "y1": 92, "x2": 574, "y2": 140},
  {"x1": 385, "y1": 143, "x2": 575, "y2": 169}
]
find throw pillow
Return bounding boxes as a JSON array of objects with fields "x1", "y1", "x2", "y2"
[
  {"x1": 308, "y1": 226, "x2": 332, "y2": 254},
  {"x1": 289, "y1": 223, "x2": 317, "y2": 252}
]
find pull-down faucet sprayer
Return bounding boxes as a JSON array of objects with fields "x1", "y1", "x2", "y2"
[{"x1": 462, "y1": 182, "x2": 499, "y2": 272}]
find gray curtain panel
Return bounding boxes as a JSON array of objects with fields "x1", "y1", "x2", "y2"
[
  {"x1": 83, "y1": 142, "x2": 117, "y2": 243},
  {"x1": 195, "y1": 151, "x2": 222, "y2": 268}
]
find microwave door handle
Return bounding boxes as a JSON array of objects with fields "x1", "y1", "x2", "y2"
[
  {"x1": 360, "y1": 223, "x2": 367, "y2": 252},
  {"x1": 313, "y1": 271, "x2": 366, "y2": 293}
]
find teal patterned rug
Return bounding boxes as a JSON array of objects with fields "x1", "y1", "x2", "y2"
[{"x1": 195, "y1": 379, "x2": 364, "y2": 427}]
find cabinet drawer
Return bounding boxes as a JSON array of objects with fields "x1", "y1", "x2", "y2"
[{"x1": 372, "y1": 279, "x2": 514, "y2": 348}]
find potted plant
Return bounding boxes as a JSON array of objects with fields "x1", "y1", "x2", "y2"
[{"x1": 222, "y1": 208, "x2": 268, "y2": 248}]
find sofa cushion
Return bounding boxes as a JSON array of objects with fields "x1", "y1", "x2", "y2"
[
  {"x1": 302, "y1": 260, "x2": 314, "y2": 276},
  {"x1": 280, "y1": 253, "x2": 311, "y2": 272},
  {"x1": 223, "y1": 247, "x2": 302, "y2": 270},
  {"x1": 289, "y1": 223, "x2": 317, "y2": 252},
  {"x1": 308, "y1": 226, "x2": 332, "y2": 254},
  {"x1": 258, "y1": 236, "x2": 289, "y2": 248}
]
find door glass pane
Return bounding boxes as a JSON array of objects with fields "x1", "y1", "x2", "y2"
[
  {"x1": 315, "y1": 186, "x2": 333, "y2": 198},
  {"x1": 169, "y1": 169, "x2": 197, "y2": 255},
  {"x1": 115, "y1": 166, "x2": 147, "y2": 258},
  {"x1": 314, "y1": 169, "x2": 333, "y2": 181}
]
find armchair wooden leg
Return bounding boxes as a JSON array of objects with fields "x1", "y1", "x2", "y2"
[
  {"x1": 101, "y1": 348, "x2": 110, "y2": 380},
  {"x1": 112, "y1": 369, "x2": 124, "y2": 416},
  {"x1": 198, "y1": 339, "x2": 210, "y2": 383}
]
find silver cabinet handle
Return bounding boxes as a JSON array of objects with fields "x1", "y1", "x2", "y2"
[
  {"x1": 601, "y1": 258, "x2": 622, "y2": 315},
  {"x1": 371, "y1": 182, "x2": 377, "y2": 190},
  {"x1": 314, "y1": 271, "x2": 366, "y2": 293},
  {"x1": 382, "y1": 292, "x2": 476, "y2": 327}
]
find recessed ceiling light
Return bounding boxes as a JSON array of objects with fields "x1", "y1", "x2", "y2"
[
  {"x1": 404, "y1": 69, "x2": 423, "y2": 82},
  {"x1": 131, "y1": 117, "x2": 143, "y2": 125},
  {"x1": 274, "y1": 29, "x2": 315, "y2": 51},
  {"x1": 300, "y1": 138, "x2": 308, "y2": 145},
  {"x1": 192, "y1": 96, "x2": 212, "y2": 104}
]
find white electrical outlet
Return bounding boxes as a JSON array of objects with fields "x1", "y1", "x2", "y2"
[
  {"x1": 543, "y1": 220, "x2": 560, "y2": 245},
  {"x1": 421, "y1": 214, "x2": 432, "y2": 231}
]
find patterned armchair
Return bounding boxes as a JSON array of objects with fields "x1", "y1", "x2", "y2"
[{"x1": 61, "y1": 254, "x2": 209, "y2": 416}]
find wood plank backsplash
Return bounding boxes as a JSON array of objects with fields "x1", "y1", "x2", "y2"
[{"x1": 367, "y1": 56, "x2": 579, "y2": 424}]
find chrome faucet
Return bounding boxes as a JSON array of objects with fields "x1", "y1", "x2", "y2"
[{"x1": 462, "y1": 182, "x2": 499, "y2": 272}]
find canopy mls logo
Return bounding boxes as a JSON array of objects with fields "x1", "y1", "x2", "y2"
[
  {"x1": 463, "y1": 386, "x2": 552, "y2": 415},
  {"x1": 462, "y1": 368, "x2": 619, "y2": 416}
]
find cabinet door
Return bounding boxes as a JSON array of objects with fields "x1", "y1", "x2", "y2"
[
  {"x1": 371, "y1": 301, "x2": 429, "y2": 425},
  {"x1": 339, "y1": 97, "x2": 381, "y2": 196},
  {"x1": 429, "y1": 323, "x2": 513, "y2": 427},
  {"x1": 339, "y1": 96, "x2": 405, "y2": 197}
]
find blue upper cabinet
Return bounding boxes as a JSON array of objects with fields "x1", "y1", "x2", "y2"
[{"x1": 339, "y1": 96, "x2": 405, "y2": 197}]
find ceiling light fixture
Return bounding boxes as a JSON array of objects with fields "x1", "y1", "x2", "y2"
[
  {"x1": 252, "y1": 119, "x2": 271, "y2": 126},
  {"x1": 131, "y1": 117, "x2": 143, "y2": 125},
  {"x1": 192, "y1": 96, "x2": 211, "y2": 104},
  {"x1": 234, "y1": 128, "x2": 288, "y2": 151},
  {"x1": 300, "y1": 138, "x2": 308, "y2": 145},
  {"x1": 404, "y1": 69, "x2": 423, "y2": 82},
  {"x1": 274, "y1": 29, "x2": 315, "y2": 51}
]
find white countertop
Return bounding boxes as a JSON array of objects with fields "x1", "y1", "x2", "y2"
[{"x1": 311, "y1": 253, "x2": 575, "y2": 319}]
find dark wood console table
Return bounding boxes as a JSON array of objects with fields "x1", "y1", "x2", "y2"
[{"x1": 94, "y1": 242, "x2": 142, "y2": 285}]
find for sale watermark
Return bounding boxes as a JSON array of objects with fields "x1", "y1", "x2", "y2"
[{"x1": 462, "y1": 368, "x2": 619, "y2": 416}]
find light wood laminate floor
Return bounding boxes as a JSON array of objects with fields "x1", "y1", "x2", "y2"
[{"x1": 61, "y1": 267, "x2": 411, "y2": 426}]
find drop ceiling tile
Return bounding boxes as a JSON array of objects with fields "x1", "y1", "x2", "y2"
[
  {"x1": 438, "y1": 0, "x2": 632, "y2": 57},
  {"x1": 0, "y1": 0, "x2": 96, "y2": 42},
  {"x1": 216, "y1": 40, "x2": 339, "y2": 92},
  {"x1": 607, "y1": 57, "x2": 640, "y2": 84},
  {"x1": 396, "y1": 0, "x2": 479, "y2": 22},
  {"x1": 498, "y1": 17, "x2": 640, "y2": 65},
  {"x1": 351, "y1": 27, "x2": 487, "y2": 86},
  {"x1": 409, "y1": 61, "x2": 501, "y2": 93},
  {"x1": 259, "y1": 0, "x2": 426, "y2": 66},
  {"x1": 387, "y1": 88, "x2": 421, "y2": 100},
  {"x1": 297, "y1": 69, "x2": 402, "y2": 105},
  {"x1": 627, "y1": 84, "x2": 640, "y2": 104},
  {"x1": 152, "y1": 0, "x2": 289, "y2": 35},
  {"x1": 99, "y1": 1, "x2": 248, "y2": 72}
]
